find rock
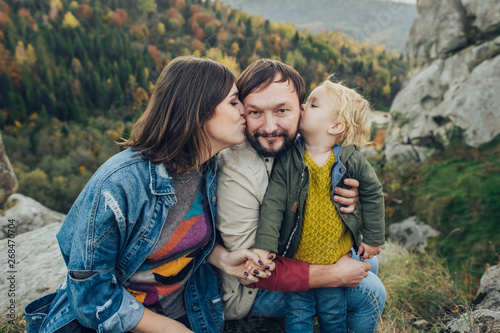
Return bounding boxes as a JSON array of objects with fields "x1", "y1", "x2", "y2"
[
  {"x1": 389, "y1": 216, "x2": 440, "y2": 252},
  {"x1": 441, "y1": 265, "x2": 500, "y2": 332},
  {"x1": 0, "y1": 193, "x2": 66, "y2": 239},
  {"x1": 0, "y1": 222, "x2": 66, "y2": 322},
  {"x1": 407, "y1": 0, "x2": 468, "y2": 75},
  {"x1": 413, "y1": 319, "x2": 430, "y2": 328},
  {"x1": 384, "y1": 0, "x2": 500, "y2": 164},
  {"x1": 360, "y1": 146, "x2": 377, "y2": 157},
  {"x1": 475, "y1": 265, "x2": 500, "y2": 311},
  {"x1": 0, "y1": 131, "x2": 18, "y2": 207},
  {"x1": 441, "y1": 309, "x2": 500, "y2": 333}
]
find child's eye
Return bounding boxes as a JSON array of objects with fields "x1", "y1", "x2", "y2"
[
  {"x1": 311, "y1": 104, "x2": 318, "y2": 108},
  {"x1": 231, "y1": 101, "x2": 239, "y2": 106}
]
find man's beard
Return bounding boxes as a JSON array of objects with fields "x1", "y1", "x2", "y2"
[{"x1": 245, "y1": 127, "x2": 298, "y2": 158}]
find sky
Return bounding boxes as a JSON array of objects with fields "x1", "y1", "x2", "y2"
[{"x1": 389, "y1": 0, "x2": 417, "y2": 3}]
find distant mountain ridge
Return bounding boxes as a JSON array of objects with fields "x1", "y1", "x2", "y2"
[{"x1": 219, "y1": 0, "x2": 417, "y2": 52}]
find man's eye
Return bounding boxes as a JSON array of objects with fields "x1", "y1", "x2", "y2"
[
  {"x1": 248, "y1": 111, "x2": 259, "y2": 115},
  {"x1": 277, "y1": 109, "x2": 287, "y2": 113}
]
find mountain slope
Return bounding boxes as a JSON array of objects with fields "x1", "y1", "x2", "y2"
[{"x1": 220, "y1": 0, "x2": 417, "y2": 52}]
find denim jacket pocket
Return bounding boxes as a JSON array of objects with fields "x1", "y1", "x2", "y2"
[
  {"x1": 25, "y1": 292, "x2": 57, "y2": 333},
  {"x1": 206, "y1": 291, "x2": 224, "y2": 333}
]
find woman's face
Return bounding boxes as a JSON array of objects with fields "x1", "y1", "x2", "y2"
[{"x1": 205, "y1": 84, "x2": 246, "y2": 153}]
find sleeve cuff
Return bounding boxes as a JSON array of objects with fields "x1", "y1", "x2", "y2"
[
  {"x1": 245, "y1": 256, "x2": 310, "y2": 292},
  {"x1": 100, "y1": 289, "x2": 145, "y2": 333}
]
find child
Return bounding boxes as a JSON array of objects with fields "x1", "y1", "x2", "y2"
[{"x1": 249, "y1": 75, "x2": 385, "y2": 332}]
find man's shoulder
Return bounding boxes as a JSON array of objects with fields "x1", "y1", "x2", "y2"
[{"x1": 220, "y1": 141, "x2": 266, "y2": 169}]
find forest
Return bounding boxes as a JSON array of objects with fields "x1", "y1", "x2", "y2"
[{"x1": 0, "y1": 0, "x2": 408, "y2": 213}]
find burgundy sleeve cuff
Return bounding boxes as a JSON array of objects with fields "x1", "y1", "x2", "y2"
[{"x1": 244, "y1": 256, "x2": 310, "y2": 292}]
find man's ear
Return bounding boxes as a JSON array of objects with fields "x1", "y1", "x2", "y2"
[{"x1": 328, "y1": 122, "x2": 346, "y2": 135}]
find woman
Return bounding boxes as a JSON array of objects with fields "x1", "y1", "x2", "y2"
[{"x1": 24, "y1": 56, "x2": 258, "y2": 333}]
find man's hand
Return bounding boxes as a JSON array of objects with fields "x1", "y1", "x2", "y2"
[
  {"x1": 358, "y1": 242, "x2": 381, "y2": 260},
  {"x1": 309, "y1": 252, "x2": 371, "y2": 289},
  {"x1": 333, "y1": 178, "x2": 359, "y2": 213},
  {"x1": 208, "y1": 243, "x2": 263, "y2": 283}
]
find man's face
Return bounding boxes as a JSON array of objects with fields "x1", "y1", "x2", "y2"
[{"x1": 243, "y1": 80, "x2": 301, "y2": 157}]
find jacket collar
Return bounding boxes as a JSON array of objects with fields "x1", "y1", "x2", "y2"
[
  {"x1": 295, "y1": 135, "x2": 342, "y2": 160},
  {"x1": 148, "y1": 155, "x2": 219, "y2": 195}
]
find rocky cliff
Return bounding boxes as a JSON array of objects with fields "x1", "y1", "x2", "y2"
[
  {"x1": 0, "y1": 131, "x2": 17, "y2": 206},
  {"x1": 384, "y1": 0, "x2": 500, "y2": 163}
]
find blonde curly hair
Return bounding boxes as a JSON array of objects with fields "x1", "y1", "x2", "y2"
[{"x1": 322, "y1": 74, "x2": 372, "y2": 148}]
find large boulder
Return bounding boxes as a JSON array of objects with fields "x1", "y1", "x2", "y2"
[
  {"x1": 389, "y1": 215, "x2": 440, "y2": 252},
  {"x1": 384, "y1": 0, "x2": 500, "y2": 164},
  {"x1": 0, "y1": 193, "x2": 66, "y2": 239},
  {"x1": 0, "y1": 131, "x2": 18, "y2": 207},
  {"x1": 0, "y1": 222, "x2": 66, "y2": 323},
  {"x1": 441, "y1": 265, "x2": 500, "y2": 332}
]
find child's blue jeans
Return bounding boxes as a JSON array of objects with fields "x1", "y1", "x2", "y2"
[{"x1": 285, "y1": 287, "x2": 346, "y2": 333}]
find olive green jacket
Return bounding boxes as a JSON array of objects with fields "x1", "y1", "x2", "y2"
[{"x1": 254, "y1": 137, "x2": 385, "y2": 257}]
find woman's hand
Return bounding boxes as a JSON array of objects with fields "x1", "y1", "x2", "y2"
[{"x1": 207, "y1": 242, "x2": 267, "y2": 283}]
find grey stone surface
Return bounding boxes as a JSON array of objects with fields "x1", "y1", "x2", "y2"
[
  {"x1": 389, "y1": 216, "x2": 440, "y2": 252},
  {"x1": 384, "y1": 0, "x2": 500, "y2": 164},
  {"x1": 0, "y1": 194, "x2": 66, "y2": 239},
  {"x1": 475, "y1": 265, "x2": 500, "y2": 312},
  {"x1": 0, "y1": 222, "x2": 66, "y2": 323},
  {"x1": 0, "y1": 131, "x2": 18, "y2": 207},
  {"x1": 441, "y1": 309, "x2": 500, "y2": 333}
]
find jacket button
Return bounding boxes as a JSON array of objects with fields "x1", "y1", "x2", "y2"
[
  {"x1": 248, "y1": 291, "x2": 253, "y2": 295},
  {"x1": 193, "y1": 305, "x2": 200, "y2": 311},
  {"x1": 212, "y1": 197, "x2": 216, "y2": 203},
  {"x1": 339, "y1": 167, "x2": 344, "y2": 173}
]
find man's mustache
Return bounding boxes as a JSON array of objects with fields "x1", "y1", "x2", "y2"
[{"x1": 254, "y1": 130, "x2": 288, "y2": 138}]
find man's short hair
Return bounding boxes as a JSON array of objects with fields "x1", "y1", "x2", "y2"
[{"x1": 237, "y1": 59, "x2": 305, "y2": 104}]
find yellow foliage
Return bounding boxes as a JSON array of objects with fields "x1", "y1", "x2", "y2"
[
  {"x1": 106, "y1": 129, "x2": 121, "y2": 141},
  {"x1": 14, "y1": 41, "x2": 26, "y2": 65},
  {"x1": 206, "y1": 47, "x2": 223, "y2": 62},
  {"x1": 69, "y1": 1, "x2": 79, "y2": 10},
  {"x1": 219, "y1": 55, "x2": 240, "y2": 77},
  {"x1": 53, "y1": 176, "x2": 68, "y2": 188},
  {"x1": 24, "y1": 168, "x2": 48, "y2": 186},
  {"x1": 79, "y1": 165, "x2": 87, "y2": 174},
  {"x1": 230, "y1": 41, "x2": 239, "y2": 55},
  {"x1": 255, "y1": 38, "x2": 263, "y2": 52},
  {"x1": 157, "y1": 22, "x2": 165, "y2": 35},
  {"x1": 14, "y1": 120, "x2": 21, "y2": 127},
  {"x1": 62, "y1": 11, "x2": 80, "y2": 28},
  {"x1": 50, "y1": 0, "x2": 63, "y2": 10},
  {"x1": 382, "y1": 84, "x2": 391, "y2": 96},
  {"x1": 144, "y1": 67, "x2": 149, "y2": 77},
  {"x1": 26, "y1": 44, "x2": 37, "y2": 66}
]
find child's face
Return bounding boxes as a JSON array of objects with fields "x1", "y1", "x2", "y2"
[{"x1": 300, "y1": 85, "x2": 338, "y2": 138}]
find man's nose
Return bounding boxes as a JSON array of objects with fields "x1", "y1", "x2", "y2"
[{"x1": 262, "y1": 114, "x2": 278, "y2": 133}]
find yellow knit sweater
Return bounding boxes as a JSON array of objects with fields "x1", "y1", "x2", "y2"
[{"x1": 294, "y1": 150, "x2": 353, "y2": 265}]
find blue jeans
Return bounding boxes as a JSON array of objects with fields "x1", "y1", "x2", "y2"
[
  {"x1": 249, "y1": 252, "x2": 385, "y2": 333},
  {"x1": 285, "y1": 287, "x2": 346, "y2": 333}
]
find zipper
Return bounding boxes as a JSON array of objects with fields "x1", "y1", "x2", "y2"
[{"x1": 282, "y1": 162, "x2": 308, "y2": 257}]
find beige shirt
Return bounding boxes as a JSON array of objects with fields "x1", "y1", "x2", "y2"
[{"x1": 216, "y1": 141, "x2": 274, "y2": 320}]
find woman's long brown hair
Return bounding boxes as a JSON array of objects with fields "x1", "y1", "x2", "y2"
[{"x1": 120, "y1": 56, "x2": 235, "y2": 173}]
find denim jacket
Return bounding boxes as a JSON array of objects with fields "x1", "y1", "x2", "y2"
[{"x1": 24, "y1": 149, "x2": 224, "y2": 333}]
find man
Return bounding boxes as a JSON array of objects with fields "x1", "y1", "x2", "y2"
[{"x1": 212, "y1": 59, "x2": 385, "y2": 331}]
